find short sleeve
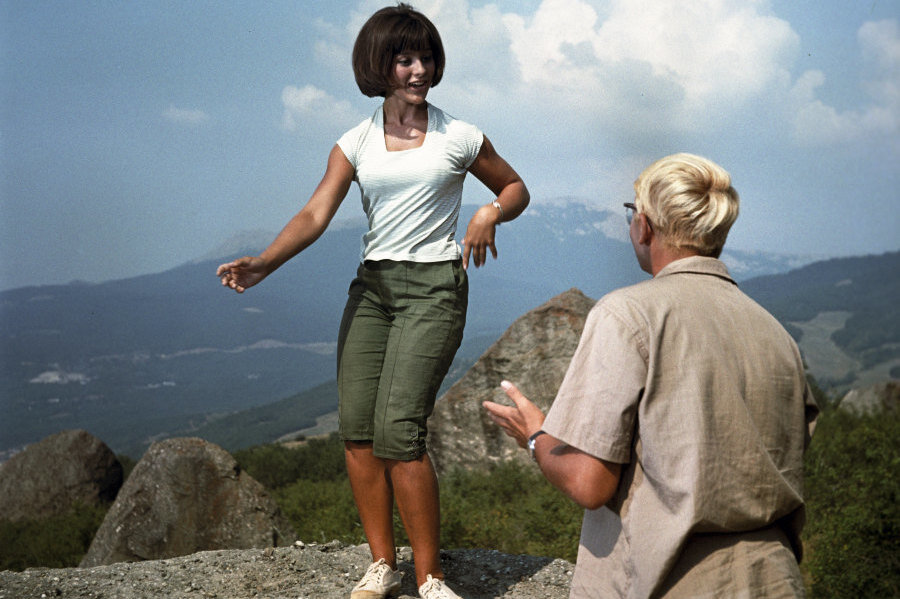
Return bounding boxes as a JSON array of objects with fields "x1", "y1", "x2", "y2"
[
  {"x1": 434, "y1": 107, "x2": 483, "y2": 169},
  {"x1": 458, "y1": 122, "x2": 483, "y2": 169},
  {"x1": 336, "y1": 129, "x2": 358, "y2": 169},
  {"x1": 336, "y1": 118, "x2": 371, "y2": 169},
  {"x1": 542, "y1": 296, "x2": 648, "y2": 463}
]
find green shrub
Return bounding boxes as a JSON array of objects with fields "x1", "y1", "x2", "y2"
[
  {"x1": 234, "y1": 432, "x2": 346, "y2": 489},
  {"x1": 265, "y1": 457, "x2": 583, "y2": 559},
  {"x1": 439, "y1": 461, "x2": 582, "y2": 561},
  {"x1": 117, "y1": 453, "x2": 138, "y2": 480},
  {"x1": 12, "y1": 397, "x2": 895, "y2": 599},
  {"x1": 0, "y1": 503, "x2": 107, "y2": 571},
  {"x1": 274, "y1": 477, "x2": 366, "y2": 545},
  {"x1": 801, "y1": 407, "x2": 900, "y2": 598}
]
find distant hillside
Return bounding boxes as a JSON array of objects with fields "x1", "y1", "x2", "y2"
[
  {"x1": 188, "y1": 250, "x2": 899, "y2": 453},
  {"x1": 0, "y1": 202, "x2": 820, "y2": 458},
  {"x1": 741, "y1": 250, "x2": 900, "y2": 392}
]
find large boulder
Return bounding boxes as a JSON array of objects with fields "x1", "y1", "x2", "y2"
[
  {"x1": 838, "y1": 380, "x2": 899, "y2": 415},
  {"x1": 80, "y1": 437, "x2": 296, "y2": 567},
  {"x1": 429, "y1": 288, "x2": 596, "y2": 474},
  {"x1": 0, "y1": 429, "x2": 122, "y2": 522}
]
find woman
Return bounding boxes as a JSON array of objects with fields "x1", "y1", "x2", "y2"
[{"x1": 217, "y1": 5, "x2": 528, "y2": 598}]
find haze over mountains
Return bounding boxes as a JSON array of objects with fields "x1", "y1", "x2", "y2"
[{"x1": 2, "y1": 202, "x2": 896, "y2": 459}]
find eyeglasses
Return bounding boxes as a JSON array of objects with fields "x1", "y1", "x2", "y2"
[{"x1": 624, "y1": 202, "x2": 653, "y2": 231}]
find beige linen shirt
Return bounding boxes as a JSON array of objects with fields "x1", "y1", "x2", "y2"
[{"x1": 542, "y1": 257, "x2": 818, "y2": 598}]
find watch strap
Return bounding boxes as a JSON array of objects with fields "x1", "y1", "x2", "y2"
[{"x1": 527, "y1": 430, "x2": 547, "y2": 461}]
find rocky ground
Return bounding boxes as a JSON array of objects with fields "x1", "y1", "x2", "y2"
[{"x1": 0, "y1": 541, "x2": 574, "y2": 599}]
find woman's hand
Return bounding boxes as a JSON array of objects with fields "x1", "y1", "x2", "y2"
[
  {"x1": 462, "y1": 203, "x2": 500, "y2": 269},
  {"x1": 216, "y1": 256, "x2": 269, "y2": 293},
  {"x1": 464, "y1": 135, "x2": 530, "y2": 269},
  {"x1": 214, "y1": 144, "x2": 354, "y2": 294}
]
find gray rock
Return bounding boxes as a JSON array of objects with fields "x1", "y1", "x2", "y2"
[
  {"x1": 80, "y1": 437, "x2": 296, "y2": 567},
  {"x1": 838, "y1": 380, "x2": 899, "y2": 415},
  {"x1": 0, "y1": 429, "x2": 122, "y2": 522},
  {"x1": 0, "y1": 542, "x2": 574, "y2": 598},
  {"x1": 429, "y1": 288, "x2": 596, "y2": 474}
]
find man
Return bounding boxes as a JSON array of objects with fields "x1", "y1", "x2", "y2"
[{"x1": 484, "y1": 153, "x2": 818, "y2": 598}]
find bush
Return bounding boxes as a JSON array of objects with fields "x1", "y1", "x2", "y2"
[
  {"x1": 233, "y1": 432, "x2": 346, "y2": 489},
  {"x1": 238, "y1": 435, "x2": 583, "y2": 558},
  {"x1": 251, "y1": 391, "x2": 900, "y2": 598},
  {"x1": 265, "y1": 457, "x2": 583, "y2": 559},
  {"x1": 801, "y1": 407, "x2": 900, "y2": 598},
  {"x1": 0, "y1": 503, "x2": 107, "y2": 571},
  {"x1": 10, "y1": 399, "x2": 895, "y2": 599},
  {"x1": 440, "y1": 461, "x2": 582, "y2": 561},
  {"x1": 274, "y1": 477, "x2": 366, "y2": 545},
  {"x1": 117, "y1": 453, "x2": 138, "y2": 481}
]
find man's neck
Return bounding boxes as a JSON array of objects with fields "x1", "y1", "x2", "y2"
[{"x1": 648, "y1": 243, "x2": 702, "y2": 277}]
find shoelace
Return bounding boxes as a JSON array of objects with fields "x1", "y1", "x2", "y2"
[
  {"x1": 419, "y1": 576, "x2": 447, "y2": 598},
  {"x1": 358, "y1": 559, "x2": 388, "y2": 586}
]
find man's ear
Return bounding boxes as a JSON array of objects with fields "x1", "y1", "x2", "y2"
[{"x1": 637, "y1": 213, "x2": 654, "y2": 246}]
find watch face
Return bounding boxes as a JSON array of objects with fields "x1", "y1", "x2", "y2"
[{"x1": 527, "y1": 431, "x2": 544, "y2": 461}]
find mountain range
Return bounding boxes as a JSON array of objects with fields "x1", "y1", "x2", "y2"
[{"x1": 2, "y1": 202, "x2": 895, "y2": 459}]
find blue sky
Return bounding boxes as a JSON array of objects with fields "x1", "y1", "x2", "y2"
[{"x1": 2, "y1": 0, "x2": 898, "y2": 290}]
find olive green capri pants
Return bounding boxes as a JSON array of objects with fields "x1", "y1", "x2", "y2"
[{"x1": 336, "y1": 259, "x2": 467, "y2": 461}]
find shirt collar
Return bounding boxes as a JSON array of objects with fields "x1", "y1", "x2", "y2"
[{"x1": 655, "y1": 255, "x2": 736, "y2": 285}]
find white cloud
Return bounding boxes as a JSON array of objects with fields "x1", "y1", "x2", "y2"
[
  {"x1": 599, "y1": 1, "x2": 795, "y2": 103},
  {"x1": 162, "y1": 105, "x2": 210, "y2": 125},
  {"x1": 300, "y1": 0, "x2": 895, "y2": 204},
  {"x1": 861, "y1": 19, "x2": 900, "y2": 77},
  {"x1": 281, "y1": 84, "x2": 362, "y2": 132},
  {"x1": 157, "y1": 340, "x2": 337, "y2": 359},
  {"x1": 791, "y1": 19, "x2": 899, "y2": 146},
  {"x1": 506, "y1": 0, "x2": 601, "y2": 88},
  {"x1": 498, "y1": 0, "x2": 797, "y2": 130},
  {"x1": 29, "y1": 370, "x2": 89, "y2": 384}
]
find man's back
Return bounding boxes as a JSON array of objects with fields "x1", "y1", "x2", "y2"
[
  {"x1": 486, "y1": 154, "x2": 820, "y2": 599},
  {"x1": 546, "y1": 257, "x2": 817, "y2": 598}
]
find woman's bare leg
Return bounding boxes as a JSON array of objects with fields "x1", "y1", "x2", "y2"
[
  {"x1": 345, "y1": 441, "x2": 397, "y2": 568},
  {"x1": 387, "y1": 452, "x2": 443, "y2": 587}
]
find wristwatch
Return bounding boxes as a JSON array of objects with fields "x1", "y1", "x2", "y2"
[{"x1": 527, "y1": 430, "x2": 546, "y2": 461}]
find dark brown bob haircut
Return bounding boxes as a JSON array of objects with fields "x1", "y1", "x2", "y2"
[{"x1": 352, "y1": 3, "x2": 445, "y2": 98}]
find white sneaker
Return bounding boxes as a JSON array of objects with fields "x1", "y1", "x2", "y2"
[
  {"x1": 418, "y1": 574, "x2": 463, "y2": 599},
  {"x1": 350, "y1": 558, "x2": 403, "y2": 599}
]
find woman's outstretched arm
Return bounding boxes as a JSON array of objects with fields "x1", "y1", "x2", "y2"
[{"x1": 216, "y1": 145, "x2": 355, "y2": 293}]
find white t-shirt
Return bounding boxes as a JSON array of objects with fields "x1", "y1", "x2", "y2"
[{"x1": 337, "y1": 103, "x2": 483, "y2": 263}]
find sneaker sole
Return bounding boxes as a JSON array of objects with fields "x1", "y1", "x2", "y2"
[
  {"x1": 350, "y1": 589, "x2": 399, "y2": 599},
  {"x1": 350, "y1": 586, "x2": 401, "y2": 599}
]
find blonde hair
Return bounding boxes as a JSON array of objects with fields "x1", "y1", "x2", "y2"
[{"x1": 633, "y1": 153, "x2": 739, "y2": 257}]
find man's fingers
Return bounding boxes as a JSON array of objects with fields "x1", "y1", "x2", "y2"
[
  {"x1": 500, "y1": 380, "x2": 528, "y2": 406},
  {"x1": 483, "y1": 400, "x2": 514, "y2": 421},
  {"x1": 483, "y1": 401, "x2": 519, "y2": 439}
]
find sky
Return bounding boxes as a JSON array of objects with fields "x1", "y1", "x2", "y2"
[{"x1": 2, "y1": 0, "x2": 898, "y2": 290}]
